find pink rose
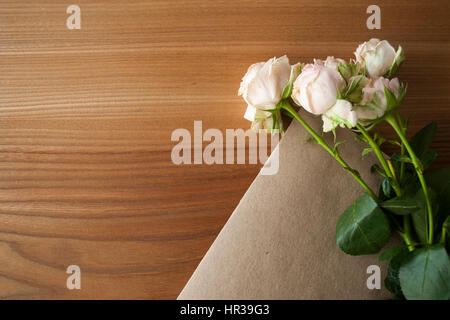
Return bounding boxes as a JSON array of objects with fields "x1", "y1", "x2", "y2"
[
  {"x1": 291, "y1": 63, "x2": 345, "y2": 115},
  {"x1": 355, "y1": 77, "x2": 400, "y2": 121}
]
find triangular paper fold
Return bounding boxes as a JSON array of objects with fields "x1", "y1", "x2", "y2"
[{"x1": 179, "y1": 113, "x2": 394, "y2": 299}]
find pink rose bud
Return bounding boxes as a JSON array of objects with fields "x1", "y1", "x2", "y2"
[
  {"x1": 238, "y1": 56, "x2": 291, "y2": 111},
  {"x1": 323, "y1": 56, "x2": 346, "y2": 71},
  {"x1": 322, "y1": 99, "x2": 358, "y2": 132},
  {"x1": 354, "y1": 39, "x2": 396, "y2": 78},
  {"x1": 355, "y1": 77, "x2": 400, "y2": 122},
  {"x1": 291, "y1": 62, "x2": 345, "y2": 115}
]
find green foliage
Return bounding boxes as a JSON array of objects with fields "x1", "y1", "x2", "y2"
[
  {"x1": 384, "y1": 246, "x2": 409, "y2": 298},
  {"x1": 382, "y1": 177, "x2": 393, "y2": 198},
  {"x1": 387, "y1": 139, "x2": 402, "y2": 147},
  {"x1": 373, "y1": 132, "x2": 386, "y2": 146},
  {"x1": 381, "y1": 196, "x2": 419, "y2": 215},
  {"x1": 333, "y1": 140, "x2": 345, "y2": 155},
  {"x1": 409, "y1": 122, "x2": 437, "y2": 161},
  {"x1": 335, "y1": 193, "x2": 391, "y2": 255},
  {"x1": 384, "y1": 85, "x2": 399, "y2": 112},
  {"x1": 352, "y1": 117, "x2": 448, "y2": 299},
  {"x1": 342, "y1": 75, "x2": 365, "y2": 103},
  {"x1": 337, "y1": 60, "x2": 361, "y2": 81},
  {"x1": 443, "y1": 216, "x2": 450, "y2": 244},
  {"x1": 411, "y1": 188, "x2": 437, "y2": 244},
  {"x1": 425, "y1": 167, "x2": 450, "y2": 241},
  {"x1": 391, "y1": 153, "x2": 412, "y2": 164},
  {"x1": 396, "y1": 82, "x2": 408, "y2": 106},
  {"x1": 421, "y1": 150, "x2": 437, "y2": 170},
  {"x1": 379, "y1": 245, "x2": 407, "y2": 262},
  {"x1": 361, "y1": 147, "x2": 373, "y2": 158},
  {"x1": 399, "y1": 244, "x2": 450, "y2": 300},
  {"x1": 443, "y1": 216, "x2": 450, "y2": 251}
]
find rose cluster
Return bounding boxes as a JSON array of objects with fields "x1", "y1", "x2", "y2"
[
  {"x1": 238, "y1": 39, "x2": 450, "y2": 301},
  {"x1": 239, "y1": 38, "x2": 405, "y2": 133}
]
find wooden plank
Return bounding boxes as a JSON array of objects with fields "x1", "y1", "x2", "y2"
[{"x1": 0, "y1": 0, "x2": 449, "y2": 299}]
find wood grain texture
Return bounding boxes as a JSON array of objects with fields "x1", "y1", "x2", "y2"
[{"x1": 0, "y1": 0, "x2": 449, "y2": 299}]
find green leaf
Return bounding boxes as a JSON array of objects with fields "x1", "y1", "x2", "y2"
[
  {"x1": 379, "y1": 245, "x2": 407, "y2": 262},
  {"x1": 399, "y1": 244, "x2": 450, "y2": 300},
  {"x1": 425, "y1": 167, "x2": 450, "y2": 205},
  {"x1": 335, "y1": 193, "x2": 391, "y2": 255},
  {"x1": 411, "y1": 188, "x2": 437, "y2": 244},
  {"x1": 338, "y1": 60, "x2": 361, "y2": 81},
  {"x1": 381, "y1": 196, "x2": 419, "y2": 215},
  {"x1": 384, "y1": 85, "x2": 398, "y2": 111},
  {"x1": 384, "y1": 246, "x2": 409, "y2": 298},
  {"x1": 361, "y1": 147, "x2": 373, "y2": 158},
  {"x1": 409, "y1": 122, "x2": 437, "y2": 160},
  {"x1": 391, "y1": 154, "x2": 412, "y2": 164},
  {"x1": 382, "y1": 177, "x2": 393, "y2": 198},
  {"x1": 425, "y1": 167, "x2": 450, "y2": 196},
  {"x1": 422, "y1": 150, "x2": 437, "y2": 171},
  {"x1": 377, "y1": 180, "x2": 389, "y2": 202},
  {"x1": 343, "y1": 75, "x2": 364, "y2": 103},
  {"x1": 411, "y1": 191, "x2": 429, "y2": 244},
  {"x1": 443, "y1": 216, "x2": 450, "y2": 246},
  {"x1": 402, "y1": 172, "x2": 421, "y2": 197},
  {"x1": 373, "y1": 132, "x2": 386, "y2": 146},
  {"x1": 344, "y1": 76, "x2": 361, "y2": 96},
  {"x1": 334, "y1": 140, "x2": 345, "y2": 149},
  {"x1": 387, "y1": 140, "x2": 402, "y2": 147},
  {"x1": 425, "y1": 167, "x2": 450, "y2": 233},
  {"x1": 396, "y1": 82, "x2": 408, "y2": 106},
  {"x1": 333, "y1": 140, "x2": 345, "y2": 156},
  {"x1": 443, "y1": 216, "x2": 450, "y2": 233}
]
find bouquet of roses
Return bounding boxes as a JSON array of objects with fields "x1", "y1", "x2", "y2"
[{"x1": 238, "y1": 39, "x2": 450, "y2": 300}]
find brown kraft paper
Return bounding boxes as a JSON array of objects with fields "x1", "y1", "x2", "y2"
[{"x1": 178, "y1": 111, "x2": 396, "y2": 299}]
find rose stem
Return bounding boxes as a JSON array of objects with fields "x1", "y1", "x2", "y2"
[
  {"x1": 386, "y1": 113, "x2": 434, "y2": 245},
  {"x1": 281, "y1": 101, "x2": 378, "y2": 201},
  {"x1": 356, "y1": 124, "x2": 402, "y2": 196}
]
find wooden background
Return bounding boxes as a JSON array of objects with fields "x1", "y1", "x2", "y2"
[{"x1": 0, "y1": 0, "x2": 449, "y2": 299}]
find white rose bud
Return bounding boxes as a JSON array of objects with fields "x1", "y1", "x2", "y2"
[
  {"x1": 239, "y1": 56, "x2": 291, "y2": 132},
  {"x1": 238, "y1": 55, "x2": 291, "y2": 110},
  {"x1": 243, "y1": 106, "x2": 282, "y2": 132},
  {"x1": 323, "y1": 56, "x2": 345, "y2": 71},
  {"x1": 354, "y1": 77, "x2": 400, "y2": 122},
  {"x1": 312, "y1": 56, "x2": 345, "y2": 71},
  {"x1": 291, "y1": 62, "x2": 345, "y2": 115},
  {"x1": 253, "y1": 111, "x2": 283, "y2": 133},
  {"x1": 355, "y1": 39, "x2": 398, "y2": 78},
  {"x1": 322, "y1": 99, "x2": 358, "y2": 132}
]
